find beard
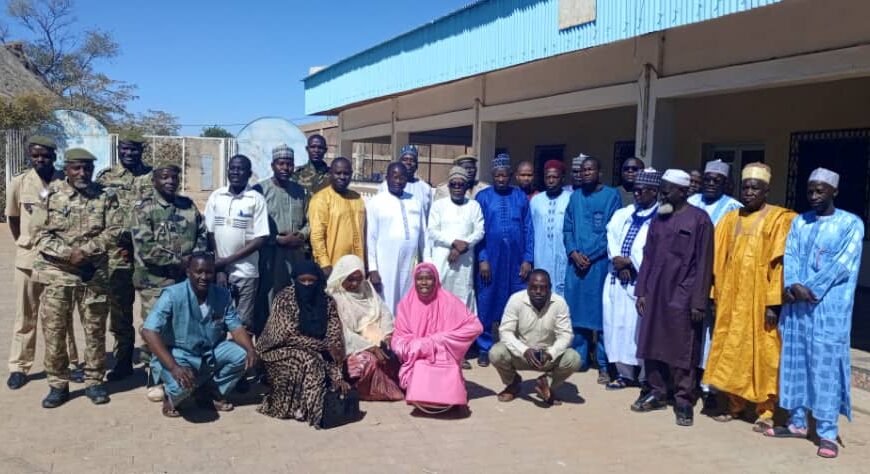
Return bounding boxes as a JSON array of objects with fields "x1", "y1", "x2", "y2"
[{"x1": 658, "y1": 202, "x2": 674, "y2": 215}]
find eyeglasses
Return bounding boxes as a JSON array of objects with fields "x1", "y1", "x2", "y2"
[{"x1": 448, "y1": 181, "x2": 466, "y2": 189}]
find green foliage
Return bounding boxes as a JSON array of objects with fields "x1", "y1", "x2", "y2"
[
  {"x1": 114, "y1": 109, "x2": 180, "y2": 136},
  {"x1": 0, "y1": 91, "x2": 55, "y2": 129},
  {"x1": 200, "y1": 125, "x2": 234, "y2": 138}
]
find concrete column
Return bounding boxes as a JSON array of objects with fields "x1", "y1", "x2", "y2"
[
  {"x1": 634, "y1": 65, "x2": 674, "y2": 170},
  {"x1": 391, "y1": 131, "x2": 410, "y2": 161},
  {"x1": 474, "y1": 121, "x2": 497, "y2": 179}
]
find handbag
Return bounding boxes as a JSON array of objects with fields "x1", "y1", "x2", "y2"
[
  {"x1": 320, "y1": 387, "x2": 362, "y2": 429},
  {"x1": 404, "y1": 359, "x2": 468, "y2": 407}
]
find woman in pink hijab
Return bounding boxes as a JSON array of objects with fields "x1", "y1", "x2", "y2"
[{"x1": 391, "y1": 263, "x2": 483, "y2": 415}]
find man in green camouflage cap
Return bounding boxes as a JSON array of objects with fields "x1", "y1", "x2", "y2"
[
  {"x1": 292, "y1": 134, "x2": 331, "y2": 194},
  {"x1": 130, "y1": 156, "x2": 207, "y2": 401},
  {"x1": 97, "y1": 131, "x2": 153, "y2": 381},
  {"x1": 31, "y1": 148, "x2": 124, "y2": 408}
]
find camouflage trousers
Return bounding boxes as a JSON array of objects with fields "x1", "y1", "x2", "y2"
[
  {"x1": 137, "y1": 287, "x2": 166, "y2": 382},
  {"x1": 107, "y1": 268, "x2": 135, "y2": 369},
  {"x1": 40, "y1": 284, "x2": 108, "y2": 388}
]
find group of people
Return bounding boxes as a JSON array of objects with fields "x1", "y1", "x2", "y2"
[{"x1": 4, "y1": 133, "x2": 863, "y2": 457}]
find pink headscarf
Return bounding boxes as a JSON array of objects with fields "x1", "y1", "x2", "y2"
[{"x1": 391, "y1": 263, "x2": 482, "y2": 389}]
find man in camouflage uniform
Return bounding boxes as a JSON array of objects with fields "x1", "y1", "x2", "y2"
[
  {"x1": 130, "y1": 158, "x2": 207, "y2": 401},
  {"x1": 31, "y1": 148, "x2": 123, "y2": 408},
  {"x1": 96, "y1": 132, "x2": 152, "y2": 381},
  {"x1": 292, "y1": 134, "x2": 331, "y2": 194}
]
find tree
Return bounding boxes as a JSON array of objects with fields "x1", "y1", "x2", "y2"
[
  {"x1": 200, "y1": 125, "x2": 233, "y2": 138},
  {"x1": 0, "y1": 92, "x2": 55, "y2": 129},
  {"x1": 3, "y1": 0, "x2": 137, "y2": 125}
]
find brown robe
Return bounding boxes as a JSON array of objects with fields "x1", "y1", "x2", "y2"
[{"x1": 635, "y1": 205, "x2": 714, "y2": 370}]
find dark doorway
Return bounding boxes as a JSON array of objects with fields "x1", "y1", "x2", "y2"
[
  {"x1": 533, "y1": 145, "x2": 565, "y2": 191},
  {"x1": 612, "y1": 141, "x2": 636, "y2": 187},
  {"x1": 787, "y1": 129, "x2": 870, "y2": 224}
]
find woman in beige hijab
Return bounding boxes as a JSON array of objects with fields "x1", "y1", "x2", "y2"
[{"x1": 326, "y1": 255, "x2": 403, "y2": 401}]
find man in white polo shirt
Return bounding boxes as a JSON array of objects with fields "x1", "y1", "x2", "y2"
[{"x1": 205, "y1": 155, "x2": 269, "y2": 331}]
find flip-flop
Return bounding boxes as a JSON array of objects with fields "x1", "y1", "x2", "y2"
[
  {"x1": 713, "y1": 413, "x2": 736, "y2": 422},
  {"x1": 753, "y1": 419, "x2": 775, "y2": 433},
  {"x1": 817, "y1": 439, "x2": 838, "y2": 459},
  {"x1": 763, "y1": 426, "x2": 807, "y2": 438},
  {"x1": 162, "y1": 398, "x2": 180, "y2": 418},
  {"x1": 212, "y1": 399, "x2": 234, "y2": 412}
]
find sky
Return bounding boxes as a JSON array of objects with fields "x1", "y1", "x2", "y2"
[{"x1": 4, "y1": 0, "x2": 471, "y2": 135}]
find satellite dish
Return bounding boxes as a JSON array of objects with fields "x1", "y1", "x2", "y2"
[
  {"x1": 235, "y1": 117, "x2": 310, "y2": 183},
  {"x1": 37, "y1": 110, "x2": 112, "y2": 172}
]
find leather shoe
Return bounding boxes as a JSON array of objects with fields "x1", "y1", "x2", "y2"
[
  {"x1": 630, "y1": 393, "x2": 667, "y2": 412},
  {"x1": 6, "y1": 372, "x2": 27, "y2": 390},
  {"x1": 85, "y1": 384, "x2": 110, "y2": 405},
  {"x1": 106, "y1": 364, "x2": 134, "y2": 382},
  {"x1": 477, "y1": 352, "x2": 490, "y2": 367},
  {"x1": 675, "y1": 405, "x2": 694, "y2": 426},
  {"x1": 42, "y1": 386, "x2": 70, "y2": 408}
]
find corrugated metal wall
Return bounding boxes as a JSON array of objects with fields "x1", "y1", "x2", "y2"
[{"x1": 304, "y1": 0, "x2": 780, "y2": 114}]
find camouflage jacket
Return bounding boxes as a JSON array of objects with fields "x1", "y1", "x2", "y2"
[
  {"x1": 291, "y1": 161, "x2": 330, "y2": 194},
  {"x1": 30, "y1": 180, "x2": 123, "y2": 287},
  {"x1": 96, "y1": 164, "x2": 153, "y2": 270},
  {"x1": 130, "y1": 189, "x2": 207, "y2": 290}
]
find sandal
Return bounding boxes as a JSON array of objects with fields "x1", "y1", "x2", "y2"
[
  {"x1": 162, "y1": 398, "x2": 180, "y2": 418},
  {"x1": 817, "y1": 439, "x2": 838, "y2": 459},
  {"x1": 763, "y1": 425, "x2": 807, "y2": 439},
  {"x1": 605, "y1": 378, "x2": 630, "y2": 391},
  {"x1": 753, "y1": 418, "x2": 775, "y2": 433},
  {"x1": 497, "y1": 376, "x2": 521, "y2": 402},
  {"x1": 211, "y1": 398, "x2": 234, "y2": 412},
  {"x1": 534, "y1": 375, "x2": 562, "y2": 406},
  {"x1": 713, "y1": 413, "x2": 736, "y2": 422},
  {"x1": 597, "y1": 371, "x2": 611, "y2": 385}
]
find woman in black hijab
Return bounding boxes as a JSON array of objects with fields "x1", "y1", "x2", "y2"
[{"x1": 256, "y1": 261, "x2": 349, "y2": 426}]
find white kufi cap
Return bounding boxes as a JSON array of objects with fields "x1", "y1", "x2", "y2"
[
  {"x1": 704, "y1": 159, "x2": 730, "y2": 177},
  {"x1": 808, "y1": 167, "x2": 839, "y2": 188},
  {"x1": 662, "y1": 169, "x2": 691, "y2": 187}
]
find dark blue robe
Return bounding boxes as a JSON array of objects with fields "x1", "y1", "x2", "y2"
[
  {"x1": 475, "y1": 187, "x2": 533, "y2": 352},
  {"x1": 562, "y1": 185, "x2": 621, "y2": 330}
]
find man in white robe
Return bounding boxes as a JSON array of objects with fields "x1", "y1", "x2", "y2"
[
  {"x1": 602, "y1": 168, "x2": 661, "y2": 389},
  {"x1": 426, "y1": 166, "x2": 485, "y2": 312},
  {"x1": 530, "y1": 160, "x2": 570, "y2": 295},
  {"x1": 378, "y1": 145, "x2": 433, "y2": 220},
  {"x1": 367, "y1": 162, "x2": 425, "y2": 313}
]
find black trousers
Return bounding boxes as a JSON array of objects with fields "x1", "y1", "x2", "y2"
[{"x1": 644, "y1": 359, "x2": 698, "y2": 408}]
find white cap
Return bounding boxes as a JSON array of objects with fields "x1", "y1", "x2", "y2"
[
  {"x1": 808, "y1": 167, "x2": 840, "y2": 189},
  {"x1": 662, "y1": 169, "x2": 691, "y2": 187},
  {"x1": 704, "y1": 159, "x2": 730, "y2": 177}
]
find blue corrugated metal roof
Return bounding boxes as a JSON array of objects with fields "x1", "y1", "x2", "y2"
[{"x1": 304, "y1": 0, "x2": 781, "y2": 114}]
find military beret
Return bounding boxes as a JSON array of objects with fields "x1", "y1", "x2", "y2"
[
  {"x1": 118, "y1": 130, "x2": 146, "y2": 145},
  {"x1": 64, "y1": 148, "x2": 97, "y2": 162},
  {"x1": 153, "y1": 158, "x2": 181, "y2": 172},
  {"x1": 28, "y1": 135, "x2": 57, "y2": 149}
]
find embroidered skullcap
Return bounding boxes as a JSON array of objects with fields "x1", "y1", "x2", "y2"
[
  {"x1": 492, "y1": 153, "x2": 511, "y2": 170},
  {"x1": 635, "y1": 168, "x2": 662, "y2": 187},
  {"x1": 808, "y1": 167, "x2": 839, "y2": 189},
  {"x1": 64, "y1": 148, "x2": 96, "y2": 162},
  {"x1": 453, "y1": 154, "x2": 477, "y2": 164},
  {"x1": 741, "y1": 162, "x2": 771, "y2": 184},
  {"x1": 28, "y1": 135, "x2": 56, "y2": 149},
  {"x1": 544, "y1": 159, "x2": 565, "y2": 173},
  {"x1": 448, "y1": 166, "x2": 469, "y2": 182},
  {"x1": 572, "y1": 153, "x2": 590, "y2": 168},
  {"x1": 272, "y1": 144, "x2": 294, "y2": 161},
  {"x1": 704, "y1": 159, "x2": 730, "y2": 177},
  {"x1": 661, "y1": 169, "x2": 691, "y2": 187},
  {"x1": 399, "y1": 144, "x2": 419, "y2": 159}
]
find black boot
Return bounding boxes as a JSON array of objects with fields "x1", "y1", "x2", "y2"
[
  {"x1": 106, "y1": 361, "x2": 134, "y2": 382},
  {"x1": 85, "y1": 384, "x2": 111, "y2": 405},
  {"x1": 42, "y1": 386, "x2": 70, "y2": 408},
  {"x1": 6, "y1": 372, "x2": 27, "y2": 390},
  {"x1": 675, "y1": 405, "x2": 694, "y2": 426}
]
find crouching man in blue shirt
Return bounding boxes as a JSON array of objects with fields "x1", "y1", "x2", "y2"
[{"x1": 142, "y1": 251, "x2": 258, "y2": 417}]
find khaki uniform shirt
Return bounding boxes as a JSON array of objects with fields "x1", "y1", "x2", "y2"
[{"x1": 5, "y1": 168, "x2": 63, "y2": 270}]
